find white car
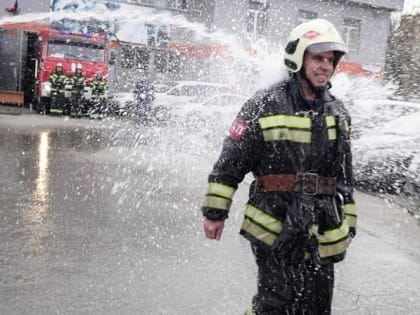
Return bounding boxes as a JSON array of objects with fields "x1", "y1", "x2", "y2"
[{"x1": 153, "y1": 81, "x2": 232, "y2": 108}]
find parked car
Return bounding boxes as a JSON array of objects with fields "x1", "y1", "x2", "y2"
[
  {"x1": 153, "y1": 81, "x2": 232, "y2": 108},
  {"x1": 353, "y1": 111, "x2": 420, "y2": 194},
  {"x1": 347, "y1": 98, "x2": 420, "y2": 139}
]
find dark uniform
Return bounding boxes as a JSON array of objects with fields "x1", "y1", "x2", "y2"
[
  {"x1": 201, "y1": 19, "x2": 357, "y2": 315},
  {"x1": 90, "y1": 72, "x2": 108, "y2": 117},
  {"x1": 70, "y1": 66, "x2": 87, "y2": 115},
  {"x1": 134, "y1": 78, "x2": 154, "y2": 124},
  {"x1": 49, "y1": 65, "x2": 68, "y2": 114}
]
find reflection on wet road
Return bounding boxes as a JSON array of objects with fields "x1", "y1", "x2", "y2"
[{"x1": 0, "y1": 114, "x2": 253, "y2": 315}]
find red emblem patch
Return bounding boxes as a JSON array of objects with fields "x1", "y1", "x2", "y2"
[
  {"x1": 229, "y1": 119, "x2": 249, "y2": 141},
  {"x1": 303, "y1": 30, "x2": 320, "y2": 39}
]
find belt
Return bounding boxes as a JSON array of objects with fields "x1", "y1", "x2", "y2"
[{"x1": 255, "y1": 173, "x2": 337, "y2": 195}]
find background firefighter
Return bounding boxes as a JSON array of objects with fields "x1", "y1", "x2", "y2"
[
  {"x1": 48, "y1": 62, "x2": 68, "y2": 115},
  {"x1": 201, "y1": 18, "x2": 357, "y2": 314},
  {"x1": 133, "y1": 73, "x2": 155, "y2": 125},
  {"x1": 69, "y1": 63, "x2": 87, "y2": 116},
  {"x1": 89, "y1": 70, "x2": 108, "y2": 118}
]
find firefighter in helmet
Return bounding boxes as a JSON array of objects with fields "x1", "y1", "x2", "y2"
[
  {"x1": 70, "y1": 63, "x2": 87, "y2": 116},
  {"x1": 89, "y1": 70, "x2": 108, "y2": 118},
  {"x1": 201, "y1": 19, "x2": 357, "y2": 314},
  {"x1": 48, "y1": 62, "x2": 68, "y2": 114},
  {"x1": 133, "y1": 70, "x2": 155, "y2": 125}
]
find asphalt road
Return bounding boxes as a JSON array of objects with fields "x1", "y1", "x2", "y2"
[{"x1": 0, "y1": 112, "x2": 419, "y2": 314}]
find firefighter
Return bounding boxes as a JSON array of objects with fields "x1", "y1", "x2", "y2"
[
  {"x1": 48, "y1": 62, "x2": 68, "y2": 114},
  {"x1": 201, "y1": 19, "x2": 357, "y2": 314},
  {"x1": 133, "y1": 72, "x2": 154, "y2": 125},
  {"x1": 69, "y1": 63, "x2": 87, "y2": 116},
  {"x1": 89, "y1": 70, "x2": 108, "y2": 118}
]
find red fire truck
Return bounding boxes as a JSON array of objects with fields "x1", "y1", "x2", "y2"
[{"x1": 0, "y1": 22, "x2": 108, "y2": 114}]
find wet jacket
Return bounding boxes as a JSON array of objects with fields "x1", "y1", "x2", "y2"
[
  {"x1": 201, "y1": 77, "x2": 357, "y2": 264},
  {"x1": 70, "y1": 73, "x2": 87, "y2": 94},
  {"x1": 49, "y1": 71, "x2": 68, "y2": 94},
  {"x1": 134, "y1": 79, "x2": 155, "y2": 104},
  {"x1": 91, "y1": 78, "x2": 108, "y2": 98}
]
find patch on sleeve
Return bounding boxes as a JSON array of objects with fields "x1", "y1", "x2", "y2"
[{"x1": 229, "y1": 119, "x2": 249, "y2": 141}]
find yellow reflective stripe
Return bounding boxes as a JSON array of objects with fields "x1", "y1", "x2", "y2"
[
  {"x1": 319, "y1": 237, "x2": 350, "y2": 258},
  {"x1": 317, "y1": 220, "x2": 349, "y2": 244},
  {"x1": 244, "y1": 204, "x2": 283, "y2": 234},
  {"x1": 245, "y1": 305, "x2": 255, "y2": 315},
  {"x1": 325, "y1": 115, "x2": 336, "y2": 127},
  {"x1": 325, "y1": 115, "x2": 337, "y2": 140},
  {"x1": 50, "y1": 108, "x2": 63, "y2": 113},
  {"x1": 262, "y1": 128, "x2": 311, "y2": 143},
  {"x1": 328, "y1": 128, "x2": 337, "y2": 140},
  {"x1": 259, "y1": 114, "x2": 311, "y2": 130},
  {"x1": 207, "y1": 182, "x2": 236, "y2": 199},
  {"x1": 345, "y1": 215, "x2": 357, "y2": 228},
  {"x1": 241, "y1": 218, "x2": 277, "y2": 246},
  {"x1": 344, "y1": 203, "x2": 357, "y2": 216},
  {"x1": 203, "y1": 195, "x2": 231, "y2": 211}
]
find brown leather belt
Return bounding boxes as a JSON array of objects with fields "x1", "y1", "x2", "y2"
[{"x1": 255, "y1": 173, "x2": 336, "y2": 195}]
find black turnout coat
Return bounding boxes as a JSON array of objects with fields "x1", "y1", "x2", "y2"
[{"x1": 202, "y1": 76, "x2": 357, "y2": 264}]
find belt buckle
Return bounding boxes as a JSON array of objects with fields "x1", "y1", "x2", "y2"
[{"x1": 299, "y1": 172, "x2": 319, "y2": 195}]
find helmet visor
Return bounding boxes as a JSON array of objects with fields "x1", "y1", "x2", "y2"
[{"x1": 307, "y1": 42, "x2": 348, "y2": 54}]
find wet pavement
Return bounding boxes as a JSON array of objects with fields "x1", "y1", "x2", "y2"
[{"x1": 1, "y1": 111, "x2": 420, "y2": 314}]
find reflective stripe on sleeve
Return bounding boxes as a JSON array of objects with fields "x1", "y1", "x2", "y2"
[
  {"x1": 203, "y1": 182, "x2": 236, "y2": 212},
  {"x1": 344, "y1": 203, "x2": 357, "y2": 216},
  {"x1": 203, "y1": 195, "x2": 232, "y2": 211},
  {"x1": 207, "y1": 183, "x2": 236, "y2": 199},
  {"x1": 244, "y1": 204, "x2": 283, "y2": 234},
  {"x1": 317, "y1": 219, "x2": 349, "y2": 244},
  {"x1": 318, "y1": 237, "x2": 350, "y2": 258},
  {"x1": 317, "y1": 219, "x2": 350, "y2": 258},
  {"x1": 344, "y1": 203, "x2": 357, "y2": 228},
  {"x1": 240, "y1": 204, "x2": 283, "y2": 246}
]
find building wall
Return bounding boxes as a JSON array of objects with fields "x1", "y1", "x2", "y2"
[{"x1": 211, "y1": 0, "x2": 403, "y2": 66}]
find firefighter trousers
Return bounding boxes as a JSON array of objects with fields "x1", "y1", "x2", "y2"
[{"x1": 250, "y1": 243, "x2": 334, "y2": 315}]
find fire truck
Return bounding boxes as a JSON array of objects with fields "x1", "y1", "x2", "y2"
[{"x1": 0, "y1": 22, "x2": 108, "y2": 114}]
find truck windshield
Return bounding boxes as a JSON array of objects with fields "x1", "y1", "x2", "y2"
[{"x1": 48, "y1": 41, "x2": 105, "y2": 62}]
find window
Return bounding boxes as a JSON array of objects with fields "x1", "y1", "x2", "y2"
[
  {"x1": 48, "y1": 40, "x2": 105, "y2": 62},
  {"x1": 343, "y1": 18, "x2": 361, "y2": 53},
  {"x1": 297, "y1": 10, "x2": 318, "y2": 24},
  {"x1": 166, "y1": 0, "x2": 187, "y2": 10},
  {"x1": 247, "y1": 0, "x2": 268, "y2": 37}
]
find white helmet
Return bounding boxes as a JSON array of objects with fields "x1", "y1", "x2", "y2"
[
  {"x1": 76, "y1": 63, "x2": 82, "y2": 70},
  {"x1": 56, "y1": 63, "x2": 63, "y2": 68},
  {"x1": 284, "y1": 19, "x2": 347, "y2": 73}
]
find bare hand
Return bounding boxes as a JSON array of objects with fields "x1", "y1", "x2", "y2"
[{"x1": 203, "y1": 219, "x2": 225, "y2": 241}]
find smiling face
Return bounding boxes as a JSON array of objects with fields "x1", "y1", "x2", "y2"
[{"x1": 303, "y1": 50, "x2": 335, "y2": 88}]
